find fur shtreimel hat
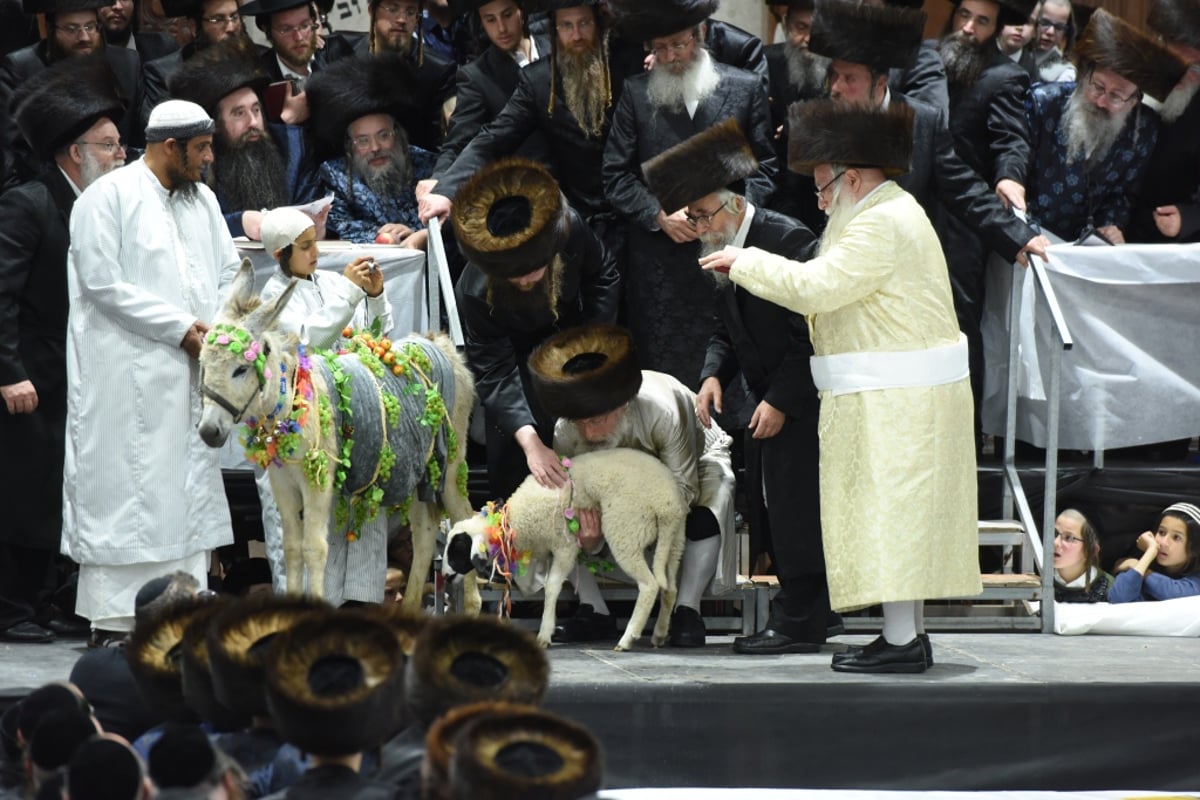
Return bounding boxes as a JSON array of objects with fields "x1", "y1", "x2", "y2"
[
  {"x1": 608, "y1": 0, "x2": 718, "y2": 42},
  {"x1": 527, "y1": 324, "x2": 642, "y2": 421},
  {"x1": 405, "y1": 616, "x2": 549, "y2": 729},
  {"x1": 168, "y1": 37, "x2": 270, "y2": 118},
  {"x1": 448, "y1": 708, "x2": 605, "y2": 800},
  {"x1": 179, "y1": 597, "x2": 251, "y2": 732},
  {"x1": 207, "y1": 593, "x2": 331, "y2": 717},
  {"x1": 421, "y1": 701, "x2": 536, "y2": 800},
  {"x1": 348, "y1": 604, "x2": 429, "y2": 658},
  {"x1": 767, "y1": 0, "x2": 815, "y2": 10},
  {"x1": 451, "y1": 157, "x2": 569, "y2": 279},
  {"x1": 126, "y1": 596, "x2": 208, "y2": 724},
  {"x1": 13, "y1": 55, "x2": 126, "y2": 161},
  {"x1": 264, "y1": 611, "x2": 407, "y2": 756},
  {"x1": 22, "y1": 0, "x2": 110, "y2": 12},
  {"x1": 1073, "y1": 8, "x2": 1187, "y2": 102},
  {"x1": 788, "y1": 99, "x2": 914, "y2": 176},
  {"x1": 809, "y1": 0, "x2": 925, "y2": 71},
  {"x1": 1148, "y1": 0, "x2": 1200, "y2": 49},
  {"x1": 641, "y1": 119, "x2": 758, "y2": 215},
  {"x1": 945, "y1": 0, "x2": 1036, "y2": 29},
  {"x1": 305, "y1": 54, "x2": 419, "y2": 149}
]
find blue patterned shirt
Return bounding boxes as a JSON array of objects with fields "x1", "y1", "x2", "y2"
[
  {"x1": 319, "y1": 145, "x2": 434, "y2": 244},
  {"x1": 1025, "y1": 81, "x2": 1160, "y2": 241}
]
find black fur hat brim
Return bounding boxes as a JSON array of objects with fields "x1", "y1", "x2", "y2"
[
  {"x1": 179, "y1": 597, "x2": 251, "y2": 732},
  {"x1": 448, "y1": 709, "x2": 605, "y2": 800},
  {"x1": 13, "y1": 55, "x2": 126, "y2": 161},
  {"x1": 265, "y1": 611, "x2": 406, "y2": 756},
  {"x1": 788, "y1": 99, "x2": 914, "y2": 176},
  {"x1": 1148, "y1": 0, "x2": 1200, "y2": 49},
  {"x1": 22, "y1": 0, "x2": 108, "y2": 12},
  {"x1": 641, "y1": 119, "x2": 759, "y2": 215},
  {"x1": 405, "y1": 616, "x2": 549, "y2": 729},
  {"x1": 609, "y1": 0, "x2": 718, "y2": 42},
  {"x1": 422, "y1": 701, "x2": 538, "y2": 800},
  {"x1": 207, "y1": 594, "x2": 332, "y2": 717},
  {"x1": 451, "y1": 157, "x2": 569, "y2": 279},
  {"x1": 810, "y1": 0, "x2": 926, "y2": 71},
  {"x1": 168, "y1": 37, "x2": 270, "y2": 118},
  {"x1": 305, "y1": 54, "x2": 420, "y2": 149},
  {"x1": 947, "y1": 0, "x2": 1035, "y2": 22},
  {"x1": 1073, "y1": 8, "x2": 1187, "y2": 102},
  {"x1": 527, "y1": 324, "x2": 642, "y2": 421},
  {"x1": 127, "y1": 597, "x2": 207, "y2": 724}
]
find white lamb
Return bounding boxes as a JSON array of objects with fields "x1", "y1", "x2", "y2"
[{"x1": 443, "y1": 448, "x2": 688, "y2": 651}]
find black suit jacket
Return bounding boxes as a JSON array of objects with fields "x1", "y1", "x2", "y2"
[
  {"x1": 260, "y1": 30, "x2": 361, "y2": 82},
  {"x1": 946, "y1": 47, "x2": 1031, "y2": 187},
  {"x1": 131, "y1": 31, "x2": 179, "y2": 62},
  {"x1": 432, "y1": 33, "x2": 550, "y2": 176},
  {"x1": 1130, "y1": 90, "x2": 1200, "y2": 243},
  {"x1": 889, "y1": 40, "x2": 949, "y2": 113},
  {"x1": 351, "y1": 34, "x2": 456, "y2": 151}
]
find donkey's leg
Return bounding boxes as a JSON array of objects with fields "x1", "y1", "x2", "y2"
[
  {"x1": 537, "y1": 547, "x2": 578, "y2": 648},
  {"x1": 301, "y1": 486, "x2": 333, "y2": 599},
  {"x1": 401, "y1": 500, "x2": 438, "y2": 614},
  {"x1": 270, "y1": 473, "x2": 306, "y2": 596}
]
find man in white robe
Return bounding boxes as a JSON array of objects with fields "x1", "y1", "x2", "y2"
[
  {"x1": 62, "y1": 100, "x2": 241, "y2": 642},
  {"x1": 700, "y1": 101, "x2": 981, "y2": 673}
]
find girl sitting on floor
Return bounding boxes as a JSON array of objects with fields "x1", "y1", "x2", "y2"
[
  {"x1": 1053, "y1": 509, "x2": 1111, "y2": 603},
  {"x1": 1109, "y1": 503, "x2": 1200, "y2": 603}
]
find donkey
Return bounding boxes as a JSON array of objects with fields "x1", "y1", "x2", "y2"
[{"x1": 198, "y1": 260, "x2": 478, "y2": 611}]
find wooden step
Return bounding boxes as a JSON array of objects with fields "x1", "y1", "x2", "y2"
[{"x1": 978, "y1": 519, "x2": 1027, "y2": 546}]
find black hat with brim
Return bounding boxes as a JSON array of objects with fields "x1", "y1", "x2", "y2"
[{"x1": 641, "y1": 119, "x2": 758, "y2": 215}]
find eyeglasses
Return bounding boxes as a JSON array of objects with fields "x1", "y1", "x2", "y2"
[
  {"x1": 814, "y1": 170, "x2": 846, "y2": 200},
  {"x1": 555, "y1": 17, "x2": 595, "y2": 33},
  {"x1": 1054, "y1": 531, "x2": 1084, "y2": 545},
  {"x1": 650, "y1": 33, "x2": 695, "y2": 57},
  {"x1": 201, "y1": 12, "x2": 240, "y2": 25},
  {"x1": 685, "y1": 199, "x2": 732, "y2": 229},
  {"x1": 1036, "y1": 17, "x2": 1068, "y2": 31},
  {"x1": 273, "y1": 20, "x2": 314, "y2": 37},
  {"x1": 76, "y1": 140, "x2": 126, "y2": 153},
  {"x1": 1085, "y1": 75, "x2": 1136, "y2": 106},
  {"x1": 350, "y1": 128, "x2": 396, "y2": 150},
  {"x1": 54, "y1": 22, "x2": 100, "y2": 36},
  {"x1": 377, "y1": 3, "x2": 419, "y2": 19}
]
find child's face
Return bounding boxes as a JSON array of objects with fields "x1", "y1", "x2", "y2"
[
  {"x1": 1155, "y1": 515, "x2": 1190, "y2": 572},
  {"x1": 286, "y1": 227, "x2": 319, "y2": 276},
  {"x1": 1053, "y1": 514, "x2": 1086, "y2": 572}
]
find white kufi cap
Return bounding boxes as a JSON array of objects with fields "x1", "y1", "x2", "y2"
[
  {"x1": 261, "y1": 207, "x2": 316, "y2": 257},
  {"x1": 145, "y1": 99, "x2": 214, "y2": 142}
]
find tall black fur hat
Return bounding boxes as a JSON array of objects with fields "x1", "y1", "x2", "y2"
[
  {"x1": 1148, "y1": 0, "x2": 1200, "y2": 49},
  {"x1": 347, "y1": 604, "x2": 429, "y2": 658},
  {"x1": 767, "y1": 0, "x2": 815, "y2": 10},
  {"x1": 422, "y1": 702, "x2": 537, "y2": 800},
  {"x1": 405, "y1": 616, "x2": 549, "y2": 729},
  {"x1": 126, "y1": 596, "x2": 208, "y2": 724},
  {"x1": 207, "y1": 593, "x2": 331, "y2": 717},
  {"x1": 608, "y1": 0, "x2": 718, "y2": 42},
  {"x1": 22, "y1": 0, "x2": 110, "y2": 12},
  {"x1": 642, "y1": 119, "x2": 758, "y2": 215},
  {"x1": 809, "y1": 0, "x2": 925, "y2": 71},
  {"x1": 451, "y1": 157, "x2": 570, "y2": 279},
  {"x1": 1073, "y1": 8, "x2": 1187, "y2": 102},
  {"x1": 264, "y1": 610, "x2": 407, "y2": 756},
  {"x1": 179, "y1": 597, "x2": 251, "y2": 732},
  {"x1": 945, "y1": 0, "x2": 1037, "y2": 29},
  {"x1": 788, "y1": 99, "x2": 914, "y2": 176},
  {"x1": 305, "y1": 54, "x2": 419, "y2": 149},
  {"x1": 448, "y1": 707, "x2": 605, "y2": 800},
  {"x1": 13, "y1": 54, "x2": 126, "y2": 161},
  {"x1": 528, "y1": 324, "x2": 642, "y2": 421},
  {"x1": 168, "y1": 37, "x2": 270, "y2": 118}
]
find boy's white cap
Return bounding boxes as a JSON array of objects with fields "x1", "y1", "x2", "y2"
[{"x1": 261, "y1": 207, "x2": 316, "y2": 257}]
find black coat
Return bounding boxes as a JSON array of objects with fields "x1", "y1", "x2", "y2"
[
  {"x1": 1129, "y1": 90, "x2": 1200, "y2": 243},
  {"x1": 889, "y1": 40, "x2": 949, "y2": 113},
  {"x1": 130, "y1": 30, "x2": 179, "y2": 62},
  {"x1": 351, "y1": 34, "x2": 456, "y2": 152},
  {"x1": 946, "y1": 47, "x2": 1031, "y2": 187},
  {"x1": 271, "y1": 765, "x2": 393, "y2": 800},
  {"x1": 141, "y1": 39, "x2": 271, "y2": 127},
  {"x1": 0, "y1": 168, "x2": 75, "y2": 548},
  {"x1": 262, "y1": 30, "x2": 362, "y2": 81},
  {"x1": 432, "y1": 33, "x2": 551, "y2": 176},
  {"x1": 763, "y1": 42, "x2": 827, "y2": 231}
]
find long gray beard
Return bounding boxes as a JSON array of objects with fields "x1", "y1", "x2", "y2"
[
  {"x1": 557, "y1": 42, "x2": 609, "y2": 139},
  {"x1": 938, "y1": 32, "x2": 988, "y2": 88},
  {"x1": 818, "y1": 184, "x2": 858, "y2": 256},
  {"x1": 784, "y1": 45, "x2": 829, "y2": 95},
  {"x1": 352, "y1": 144, "x2": 413, "y2": 199},
  {"x1": 647, "y1": 48, "x2": 719, "y2": 115},
  {"x1": 569, "y1": 406, "x2": 634, "y2": 452},
  {"x1": 213, "y1": 134, "x2": 290, "y2": 211},
  {"x1": 79, "y1": 149, "x2": 122, "y2": 189},
  {"x1": 699, "y1": 231, "x2": 732, "y2": 287},
  {"x1": 1062, "y1": 85, "x2": 1130, "y2": 166},
  {"x1": 1158, "y1": 77, "x2": 1200, "y2": 124}
]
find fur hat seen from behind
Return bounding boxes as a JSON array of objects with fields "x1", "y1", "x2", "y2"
[
  {"x1": 608, "y1": 0, "x2": 718, "y2": 42},
  {"x1": 168, "y1": 37, "x2": 270, "y2": 118},
  {"x1": 348, "y1": 603, "x2": 429, "y2": 658},
  {"x1": 527, "y1": 324, "x2": 642, "y2": 421},
  {"x1": 1148, "y1": 0, "x2": 1200, "y2": 50},
  {"x1": 179, "y1": 597, "x2": 251, "y2": 732},
  {"x1": 305, "y1": 54, "x2": 419, "y2": 149},
  {"x1": 809, "y1": 0, "x2": 925, "y2": 71},
  {"x1": 788, "y1": 99, "x2": 914, "y2": 176},
  {"x1": 451, "y1": 157, "x2": 570, "y2": 279},
  {"x1": 13, "y1": 54, "x2": 126, "y2": 161},
  {"x1": 264, "y1": 610, "x2": 407, "y2": 756},
  {"x1": 642, "y1": 119, "x2": 758, "y2": 215},
  {"x1": 1073, "y1": 8, "x2": 1187, "y2": 102},
  {"x1": 421, "y1": 701, "x2": 536, "y2": 800},
  {"x1": 405, "y1": 615, "x2": 549, "y2": 729},
  {"x1": 126, "y1": 596, "x2": 208, "y2": 723}
]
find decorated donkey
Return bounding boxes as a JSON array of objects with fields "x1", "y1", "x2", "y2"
[{"x1": 198, "y1": 260, "x2": 477, "y2": 610}]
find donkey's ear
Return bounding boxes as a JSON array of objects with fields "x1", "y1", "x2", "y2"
[
  {"x1": 246, "y1": 277, "x2": 299, "y2": 335},
  {"x1": 226, "y1": 259, "x2": 258, "y2": 316}
]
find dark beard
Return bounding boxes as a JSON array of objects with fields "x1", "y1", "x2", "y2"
[
  {"x1": 351, "y1": 144, "x2": 412, "y2": 199},
  {"x1": 783, "y1": 44, "x2": 828, "y2": 95},
  {"x1": 486, "y1": 256, "x2": 563, "y2": 316},
  {"x1": 213, "y1": 133, "x2": 290, "y2": 212},
  {"x1": 556, "y1": 41, "x2": 609, "y2": 139},
  {"x1": 104, "y1": 22, "x2": 133, "y2": 47},
  {"x1": 938, "y1": 32, "x2": 988, "y2": 88}
]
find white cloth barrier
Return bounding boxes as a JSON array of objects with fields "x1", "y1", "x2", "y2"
[
  {"x1": 981, "y1": 244, "x2": 1200, "y2": 451},
  {"x1": 596, "y1": 790, "x2": 1200, "y2": 799},
  {"x1": 1050, "y1": 596, "x2": 1200, "y2": 637}
]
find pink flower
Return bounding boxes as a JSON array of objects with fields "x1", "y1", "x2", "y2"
[
  {"x1": 564, "y1": 507, "x2": 575, "y2": 520},
  {"x1": 216, "y1": 334, "x2": 230, "y2": 345},
  {"x1": 244, "y1": 351, "x2": 256, "y2": 361},
  {"x1": 263, "y1": 368, "x2": 272, "y2": 380},
  {"x1": 561, "y1": 457, "x2": 572, "y2": 469}
]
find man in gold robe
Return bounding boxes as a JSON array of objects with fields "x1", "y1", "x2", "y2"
[{"x1": 700, "y1": 101, "x2": 981, "y2": 673}]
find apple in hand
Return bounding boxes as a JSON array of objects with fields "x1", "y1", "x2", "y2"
[{"x1": 375, "y1": 232, "x2": 395, "y2": 245}]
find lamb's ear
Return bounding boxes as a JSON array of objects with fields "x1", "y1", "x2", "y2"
[
  {"x1": 226, "y1": 259, "x2": 258, "y2": 317},
  {"x1": 246, "y1": 278, "x2": 299, "y2": 336}
]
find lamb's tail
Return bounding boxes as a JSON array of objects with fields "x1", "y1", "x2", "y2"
[{"x1": 650, "y1": 514, "x2": 679, "y2": 593}]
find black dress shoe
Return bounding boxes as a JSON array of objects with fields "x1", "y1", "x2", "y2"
[
  {"x1": 733, "y1": 628, "x2": 821, "y2": 655},
  {"x1": 552, "y1": 604, "x2": 618, "y2": 643},
  {"x1": 833, "y1": 633, "x2": 933, "y2": 666},
  {"x1": 668, "y1": 605, "x2": 706, "y2": 648},
  {"x1": 831, "y1": 636, "x2": 927, "y2": 674},
  {"x1": 45, "y1": 614, "x2": 92, "y2": 639},
  {"x1": 1, "y1": 621, "x2": 55, "y2": 643}
]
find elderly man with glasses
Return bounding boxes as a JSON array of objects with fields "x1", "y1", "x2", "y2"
[{"x1": 1024, "y1": 9, "x2": 1186, "y2": 243}]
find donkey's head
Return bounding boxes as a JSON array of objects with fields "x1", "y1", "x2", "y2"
[{"x1": 198, "y1": 259, "x2": 299, "y2": 447}]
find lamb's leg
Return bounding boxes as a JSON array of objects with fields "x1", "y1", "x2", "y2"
[
  {"x1": 461, "y1": 573, "x2": 482, "y2": 615},
  {"x1": 537, "y1": 548, "x2": 577, "y2": 648},
  {"x1": 301, "y1": 487, "x2": 333, "y2": 599},
  {"x1": 652, "y1": 519, "x2": 687, "y2": 647},
  {"x1": 401, "y1": 501, "x2": 438, "y2": 614},
  {"x1": 608, "y1": 540, "x2": 659, "y2": 652},
  {"x1": 270, "y1": 474, "x2": 306, "y2": 595}
]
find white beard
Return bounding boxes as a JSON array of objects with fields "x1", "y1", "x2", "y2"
[
  {"x1": 699, "y1": 230, "x2": 733, "y2": 287},
  {"x1": 647, "y1": 47, "x2": 720, "y2": 115},
  {"x1": 1062, "y1": 84, "x2": 1132, "y2": 166},
  {"x1": 783, "y1": 44, "x2": 829, "y2": 94},
  {"x1": 1157, "y1": 77, "x2": 1200, "y2": 124},
  {"x1": 818, "y1": 183, "x2": 859, "y2": 256},
  {"x1": 79, "y1": 149, "x2": 122, "y2": 189}
]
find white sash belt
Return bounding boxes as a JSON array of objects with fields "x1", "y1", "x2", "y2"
[{"x1": 810, "y1": 333, "x2": 969, "y2": 397}]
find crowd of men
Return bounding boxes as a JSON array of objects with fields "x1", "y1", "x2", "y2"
[{"x1": 2, "y1": 0, "x2": 1200, "y2": 672}]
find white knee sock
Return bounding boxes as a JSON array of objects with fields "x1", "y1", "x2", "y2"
[
  {"x1": 914, "y1": 600, "x2": 926, "y2": 635},
  {"x1": 881, "y1": 600, "x2": 919, "y2": 646},
  {"x1": 676, "y1": 536, "x2": 720, "y2": 612},
  {"x1": 572, "y1": 566, "x2": 610, "y2": 615}
]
